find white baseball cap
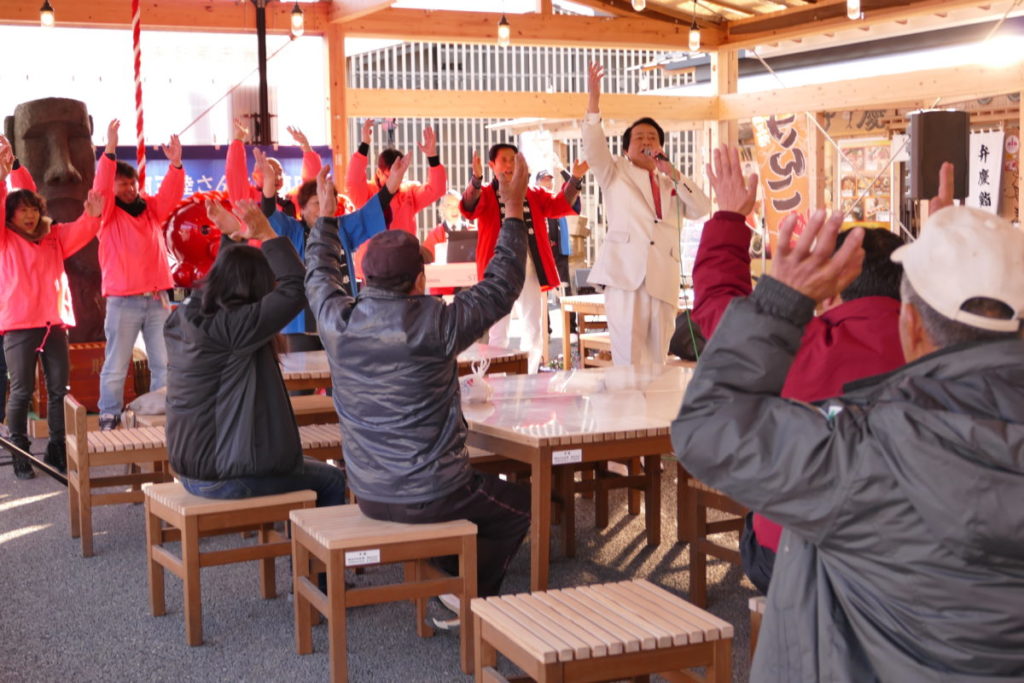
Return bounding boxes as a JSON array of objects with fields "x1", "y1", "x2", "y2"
[{"x1": 891, "y1": 206, "x2": 1024, "y2": 332}]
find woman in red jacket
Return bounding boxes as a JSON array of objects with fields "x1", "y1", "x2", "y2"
[{"x1": 0, "y1": 136, "x2": 104, "y2": 479}]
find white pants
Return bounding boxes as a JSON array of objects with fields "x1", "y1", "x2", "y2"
[
  {"x1": 604, "y1": 285, "x2": 674, "y2": 367},
  {"x1": 489, "y1": 256, "x2": 544, "y2": 373}
]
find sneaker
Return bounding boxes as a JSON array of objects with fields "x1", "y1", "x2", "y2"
[
  {"x1": 99, "y1": 414, "x2": 120, "y2": 431},
  {"x1": 438, "y1": 592, "x2": 461, "y2": 614},
  {"x1": 432, "y1": 616, "x2": 460, "y2": 630}
]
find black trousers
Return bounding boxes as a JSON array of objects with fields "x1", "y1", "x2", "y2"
[
  {"x1": 0, "y1": 334, "x2": 6, "y2": 424},
  {"x1": 740, "y1": 512, "x2": 776, "y2": 595},
  {"x1": 357, "y1": 471, "x2": 531, "y2": 597},
  {"x1": 4, "y1": 327, "x2": 69, "y2": 443}
]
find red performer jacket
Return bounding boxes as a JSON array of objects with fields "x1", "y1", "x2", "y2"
[
  {"x1": 344, "y1": 150, "x2": 447, "y2": 234},
  {"x1": 0, "y1": 185, "x2": 100, "y2": 332},
  {"x1": 225, "y1": 139, "x2": 321, "y2": 217},
  {"x1": 692, "y1": 210, "x2": 905, "y2": 552},
  {"x1": 461, "y1": 182, "x2": 575, "y2": 291},
  {"x1": 92, "y1": 153, "x2": 183, "y2": 297}
]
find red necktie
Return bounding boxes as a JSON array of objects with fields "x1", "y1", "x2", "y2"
[{"x1": 649, "y1": 171, "x2": 663, "y2": 220}]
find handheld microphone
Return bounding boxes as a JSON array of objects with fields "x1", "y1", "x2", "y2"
[{"x1": 644, "y1": 149, "x2": 671, "y2": 162}]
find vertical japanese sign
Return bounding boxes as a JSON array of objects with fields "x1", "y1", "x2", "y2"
[
  {"x1": 752, "y1": 114, "x2": 811, "y2": 241},
  {"x1": 967, "y1": 131, "x2": 1004, "y2": 213}
]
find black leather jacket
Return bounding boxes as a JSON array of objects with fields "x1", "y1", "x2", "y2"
[
  {"x1": 306, "y1": 215, "x2": 527, "y2": 503},
  {"x1": 165, "y1": 236, "x2": 305, "y2": 481}
]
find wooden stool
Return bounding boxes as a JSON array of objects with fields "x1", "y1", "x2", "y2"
[
  {"x1": 299, "y1": 423, "x2": 343, "y2": 462},
  {"x1": 290, "y1": 394, "x2": 339, "y2": 426},
  {"x1": 682, "y1": 476, "x2": 748, "y2": 608},
  {"x1": 65, "y1": 394, "x2": 173, "y2": 557},
  {"x1": 471, "y1": 579, "x2": 733, "y2": 682},
  {"x1": 143, "y1": 482, "x2": 316, "y2": 646},
  {"x1": 290, "y1": 505, "x2": 478, "y2": 682},
  {"x1": 749, "y1": 596, "x2": 766, "y2": 660}
]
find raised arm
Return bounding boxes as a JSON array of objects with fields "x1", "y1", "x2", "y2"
[
  {"x1": 287, "y1": 126, "x2": 322, "y2": 182},
  {"x1": 581, "y1": 63, "x2": 616, "y2": 188},
  {"x1": 153, "y1": 133, "x2": 185, "y2": 218},
  {"x1": 408, "y1": 126, "x2": 447, "y2": 210},
  {"x1": 225, "y1": 118, "x2": 252, "y2": 205},
  {"x1": 692, "y1": 145, "x2": 760, "y2": 338},
  {"x1": 460, "y1": 150, "x2": 485, "y2": 216},
  {"x1": 0, "y1": 137, "x2": 13, "y2": 249},
  {"x1": 444, "y1": 153, "x2": 529, "y2": 353},
  {"x1": 344, "y1": 119, "x2": 374, "y2": 207},
  {"x1": 92, "y1": 119, "x2": 119, "y2": 223},
  {"x1": 57, "y1": 190, "x2": 104, "y2": 256}
]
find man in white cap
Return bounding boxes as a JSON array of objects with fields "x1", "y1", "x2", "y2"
[{"x1": 672, "y1": 204, "x2": 1024, "y2": 681}]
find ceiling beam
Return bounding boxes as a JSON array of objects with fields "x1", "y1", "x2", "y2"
[
  {"x1": 329, "y1": 0, "x2": 395, "y2": 24},
  {"x1": 340, "y1": 8, "x2": 724, "y2": 49},
  {"x1": 347, "y1": 88, "x2": 717, "y2": 122},
  {"x1": 718, "y1": 61, "x2": 1024, "y2": 119},
  {"x1": 0, "y1": 0, "x2": 331, "y2": 35},
  {"x1": 568, "y1": 0, "x2": 706, "y2": 25},
  {"x1": 723, "y1": 0, "x2": 1015, "y2": 49}
]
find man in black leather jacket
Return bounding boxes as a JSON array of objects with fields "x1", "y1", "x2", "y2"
[{"x1": 306, "y1": 153, "x2": 534, "y2": 599}]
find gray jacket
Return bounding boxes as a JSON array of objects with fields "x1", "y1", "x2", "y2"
[
  {"x1": 305, "y1": 215, "x2": 526, "y2": 504},
  {"x1": 672, "y1": 276, "x2": 1024, "y2": 682}
]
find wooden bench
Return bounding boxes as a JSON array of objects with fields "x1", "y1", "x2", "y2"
[
  {"x1": 143, "y1": 482, "x2": 316, "y2": 646},
  {"x1": 750, "y1": 596, "x2": 766, "y2": 660},
  {"x1": 290, "y1": 394, "x2": 339, "y2": 426},
  {"x1": 65, "y1": 394, "x2": 173, "y2": 557},
  {"x1": 471, "y1": 579, "x2": 733, "y2": 682},
  {"x1": 679, "y1": 473, "x2": 748, "y2": 608},
  {"x1": 290, "y1": 505, "x2": 478, "y2": 682},
  {"x1": 299, "y1": 423, "x2": 343, "y2": 462},
  {"x1": 578, "y1": 332, "x2": 613, "y2": 368}
]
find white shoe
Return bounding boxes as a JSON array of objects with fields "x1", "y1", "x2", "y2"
[
  {"x1": 432, "y1": 616, "x2": 460, "y2": 630},
  {"x1": 438, "y1": 592, "x2": 461, "y2": 614}
]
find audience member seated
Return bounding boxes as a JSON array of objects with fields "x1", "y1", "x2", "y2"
[
  {"x1": 673, "y1": 192, "x2": 1024, "y2": 680},
  {"x1": 164, "y1": 199, "x2": 347, "y2": 506},
  {"x1": 306, "y1": 153, "x2": 535, "y2": 608},
  {"x1": 691, "y1": 145, "x2": 908, "y2": 593}
]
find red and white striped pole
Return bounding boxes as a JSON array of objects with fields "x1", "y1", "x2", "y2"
[{"x1": 132, "y1": 0, "x2": 146, "y2": 188}]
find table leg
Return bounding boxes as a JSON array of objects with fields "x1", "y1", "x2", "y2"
[
  {"x1": 530, "y1": 459, "x2": 552, "y2": 591},
  {"x1": 561, "y1": 309, "x2": 572, "y2": 370},
  {"x1": 643, "y1": 455, "x2": 661, "y2": 547}
]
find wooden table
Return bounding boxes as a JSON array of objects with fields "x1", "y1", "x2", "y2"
[
  {"x1": 462, "y1": 364, "x2": 692, "y2": 591},
  {"x1": 279, "y1": 343, "x2": 528, "y2": 392}
]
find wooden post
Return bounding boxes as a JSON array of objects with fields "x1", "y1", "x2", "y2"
[
  {"x1": 711, "y1": 48, "x2": 739, "y2": 148},
  {"x1": 326, "y1": 24, "x2": 349, "y2": 190},
  {"x1": 809, "y1": 112, "x2": 827, "y2": 211},
  {"x1": 1019, "y1": 91, "x2": 1023, "y2": 224}
]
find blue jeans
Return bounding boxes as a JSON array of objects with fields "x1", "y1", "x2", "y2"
[
  {"x1": 178, "y1": 457, "x2": 348, "y2": 508},
  {"x1": 99, "y1": 293, "x2": 170, "y2": 416}
]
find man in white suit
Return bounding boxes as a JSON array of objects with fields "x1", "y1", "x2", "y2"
[{"x1": 582, "y1": 63, "x2": 710, "y2": 366}]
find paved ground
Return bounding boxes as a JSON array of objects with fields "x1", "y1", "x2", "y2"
[{"x1": 1, "y1": 315, "x2": 757, "y2": 682}]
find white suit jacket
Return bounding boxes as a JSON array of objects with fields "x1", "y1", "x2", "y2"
[{"x1": 582, "y1": 112, "x2": 710, "y2": 305}]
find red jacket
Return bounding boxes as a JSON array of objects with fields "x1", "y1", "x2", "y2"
[
  {"x1": 92, "y1": 154, "x2": 183, "y2": 296},
  {"x1": 692, "y1": 211, "x2": 905, "y2": 551},
  {"x1": 225, "y1": 139, "x2": 321, "y2": 214},
  {"x1": 345, "y1": 151, "x2": 447, "y2": 234},
  {"x1": 461, "y1": 183, "x2": 574, "y2": 290},
  {"x1": 0, "y1": 185, "x2": 100, "y2": 332}
]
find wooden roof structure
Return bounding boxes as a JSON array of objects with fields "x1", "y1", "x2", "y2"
[{"x1": 0, "y1": 0, "x2": 1020, "y2": 198}]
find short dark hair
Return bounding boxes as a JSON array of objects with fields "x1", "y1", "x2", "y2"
[
  {"x1": 901, "y1": 276, "x2": 1020, "y2": 348},
  {"x1": 487, "y1": 143, "x2": 518, "y2": 163},
  {"x1": 4, "y1": 189, "x2": 47, "y2": 222},
  {"x1": 296, "y1": 179, "x2": 318, "y2": 211},
  {"x1": 835, "y1": 228, "x2": 904, "y2": 301},
  {"x1": 115, "y1": 161, "x2": 138, "y2": 181},
  {"x1": 199, "y1": 244, "x2": 276, "y2": 315},
  {"x1": 621, "y1": 117, "x2": 665, "y2": 151},
  {"x1": 377, "y1": 149, "x2": 404, "y2": 172}
]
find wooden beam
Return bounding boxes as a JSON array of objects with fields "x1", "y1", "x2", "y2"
[
  {"x1": 326, "y1": 23, "x2": 349, "y2": 178},
  {"x1": 723, "y1": 0, "x2": 1018, "y2": 50},
  {"x1": 0, "y1": 0, "x2": 331, "y2": 35},
  {"x1": 346, "y1": 88, "x2": 716, "y2": 122},
  {"x1": 329, "y1": 0, "x2": 394, "y2": 24},
  {"x1": 700, "y1": 0, "x2": 757, "y2": 18},
  {"x1": 340, "y1": 8, "x2": 723, "y2": 49},
  {"x1": 718, "y1": 62, "x2": 1024, "y2": 120},
  {"x1": 568, "y1": 0, "x2": 706, "y2": 25}
]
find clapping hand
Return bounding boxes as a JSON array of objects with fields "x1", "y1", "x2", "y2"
[
  {"x1": 706, "y1": 145, "x2": 758, "y2": 215},
  {"x1": 316, "y1": 165, "x2": 338, "y2": 218},
  {"x1": 385, "y1": 154, "x2": 413, "y2": 194},
  {"x1": 771, "y1": 209, "x2": 864, "y2": 303},
  {"x1": 206, "y1": 198, "x2": 244, "y2": 240},
  {"x1": 84, "y1": 190, "x2": 105, "y2": 218}
]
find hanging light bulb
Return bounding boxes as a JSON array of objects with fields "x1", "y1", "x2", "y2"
[
  {"x1": 631, "y1": 0, "x2": 646, "y2": 11},
  {"x1": 846, "y1": 0, "x2": 860, "y2": 20},
  {"x1": 39, "y1": 0, "x2": 55, "y2": 28},
  {"x1": 290, "y1": 2, "x2": 304, "y2": 37},
  {"x1": 688, "y1": 0, "x2": 701, "y2": 52},
  {"x1": 497, "y1": 14, "x2": 511, "y2": 48}
]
